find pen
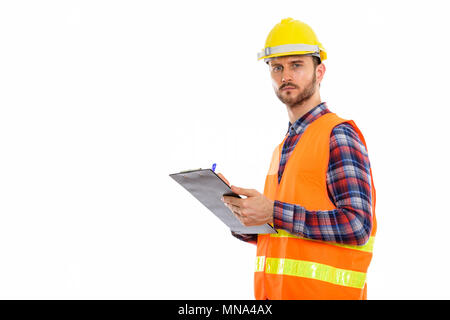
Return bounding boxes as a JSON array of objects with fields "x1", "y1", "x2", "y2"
[{"x1": 211, "y1": 163, "x2": 217, "y2": 172}]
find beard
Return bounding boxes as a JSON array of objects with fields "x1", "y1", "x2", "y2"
[{"x1": 275, "y1": 73, "x2": 317, "y2": 107}]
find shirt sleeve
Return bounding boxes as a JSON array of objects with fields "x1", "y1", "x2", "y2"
[
  {"x1": 273, "y1": 122, "x2": 373, "y2": 246},
  {"x1": 231, "y1": 231, "x2": 257, "y2": 245}
]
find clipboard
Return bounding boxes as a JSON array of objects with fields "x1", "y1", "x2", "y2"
[{"x1": 169, "y1": 169, "x2": 276, "y2": 234}]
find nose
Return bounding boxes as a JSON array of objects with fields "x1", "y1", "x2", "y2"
[{"x1": 281, "y1": 69, "x2": 293, "y2": 83}]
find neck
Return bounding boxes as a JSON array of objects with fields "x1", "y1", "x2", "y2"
[{"x1": 286, "y1": 94, "x2": 322, "y2": 124}]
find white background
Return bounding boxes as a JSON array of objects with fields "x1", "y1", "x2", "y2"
[{"x1": 0, "y1": 0, "x2": 449, "y2": 299}]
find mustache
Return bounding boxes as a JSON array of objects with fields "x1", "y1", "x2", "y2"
[{"x1": 279, "y1": 82, "x2": 298, "y2": 90}]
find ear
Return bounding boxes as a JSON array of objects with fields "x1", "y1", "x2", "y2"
[{"x1": 316, "y1": 63, "x2": 326, "y2": 84}]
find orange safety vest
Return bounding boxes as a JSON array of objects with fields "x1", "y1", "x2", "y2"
[{"x1": 255, "y1": 113, "x2": 377, "y2": 300}]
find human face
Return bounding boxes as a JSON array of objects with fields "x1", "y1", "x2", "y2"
[{"x1": 269, "y1": 55, "x2": 318, "y2": 107}]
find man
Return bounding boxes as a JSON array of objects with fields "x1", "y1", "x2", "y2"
[{"x1": 220, "y1": 18, "x2": 377, "y2": 300}]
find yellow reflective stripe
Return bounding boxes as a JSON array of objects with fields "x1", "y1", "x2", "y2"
[
  {"x1": 271, "y1": 229, "x2": 375, "y2": 253},
  {"x1": 265, "y1": 257, "x2": 366, "y2": 289},
  {"x1": 255, "y1": 256, "x2": 265, "y2": 272}
]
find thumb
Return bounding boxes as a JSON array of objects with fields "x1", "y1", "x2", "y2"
[{"x1": 231, "y1": 185, "x2": 259, "y2": 197}]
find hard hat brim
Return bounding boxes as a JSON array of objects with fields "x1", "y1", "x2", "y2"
[
  {"x1": 257, "y1": 44, "x2": 327, "y2": 62},
  {"x1": 261, "y1": 52, "x2": 326, "y2": 64}
]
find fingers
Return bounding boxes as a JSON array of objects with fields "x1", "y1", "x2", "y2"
[
  {"x1": 223, "y1": 199, "x2": 244, "y2": 217},
  {"x1": 224, "y1": 203, "x2": 248, "y2": 226},
  {"x1": 222, "y1": 186, "x2": 262, "y2": 227},
  {"x1": 222, "y1": 187, "x2": 272, "y2": 227},
  {"x1": 235, "y1": 213, "x2": 248, "y2": 226},
  {"x1": 223, "y1": 200, "x2": 252, "y2": 226},
  {"x1": 222, "y1": 195, "x2": 244, "y2": 208},
  {"x1": 226, "y1": 203, "x2": 242, "y2": 216}
]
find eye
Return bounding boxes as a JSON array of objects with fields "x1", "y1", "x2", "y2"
[
  {"x1": 293, "y1": 63, "x2": 302, "y2": 68},
  {"x1": 272, "y1": 65, "x2": 282, "y2": 72}
]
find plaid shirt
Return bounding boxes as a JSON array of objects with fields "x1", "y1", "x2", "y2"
[{"x1": 233, "y1": 102, "x2": 373, "y2": 246}]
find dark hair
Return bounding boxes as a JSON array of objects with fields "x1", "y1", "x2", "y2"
[{"x1": 312, "y1": 56, "x2": 321, "y2": 69}]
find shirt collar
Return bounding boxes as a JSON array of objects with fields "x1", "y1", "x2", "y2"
[{"x1": 287, "y1": 102, "x2": 330, "y2": 136}]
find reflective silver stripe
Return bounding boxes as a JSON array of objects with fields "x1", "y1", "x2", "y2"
[{"x1": 257, "y1": 43, "x2": 320, "y2": 59}]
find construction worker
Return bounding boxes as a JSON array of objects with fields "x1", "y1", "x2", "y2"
[{"x1": 220, "y1": 18, "x2": 377, "y2": 300}]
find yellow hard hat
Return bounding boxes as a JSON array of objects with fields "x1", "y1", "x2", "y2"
[{"x1": 257, "y1": 18, "x2": 327, "y2": 62}]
